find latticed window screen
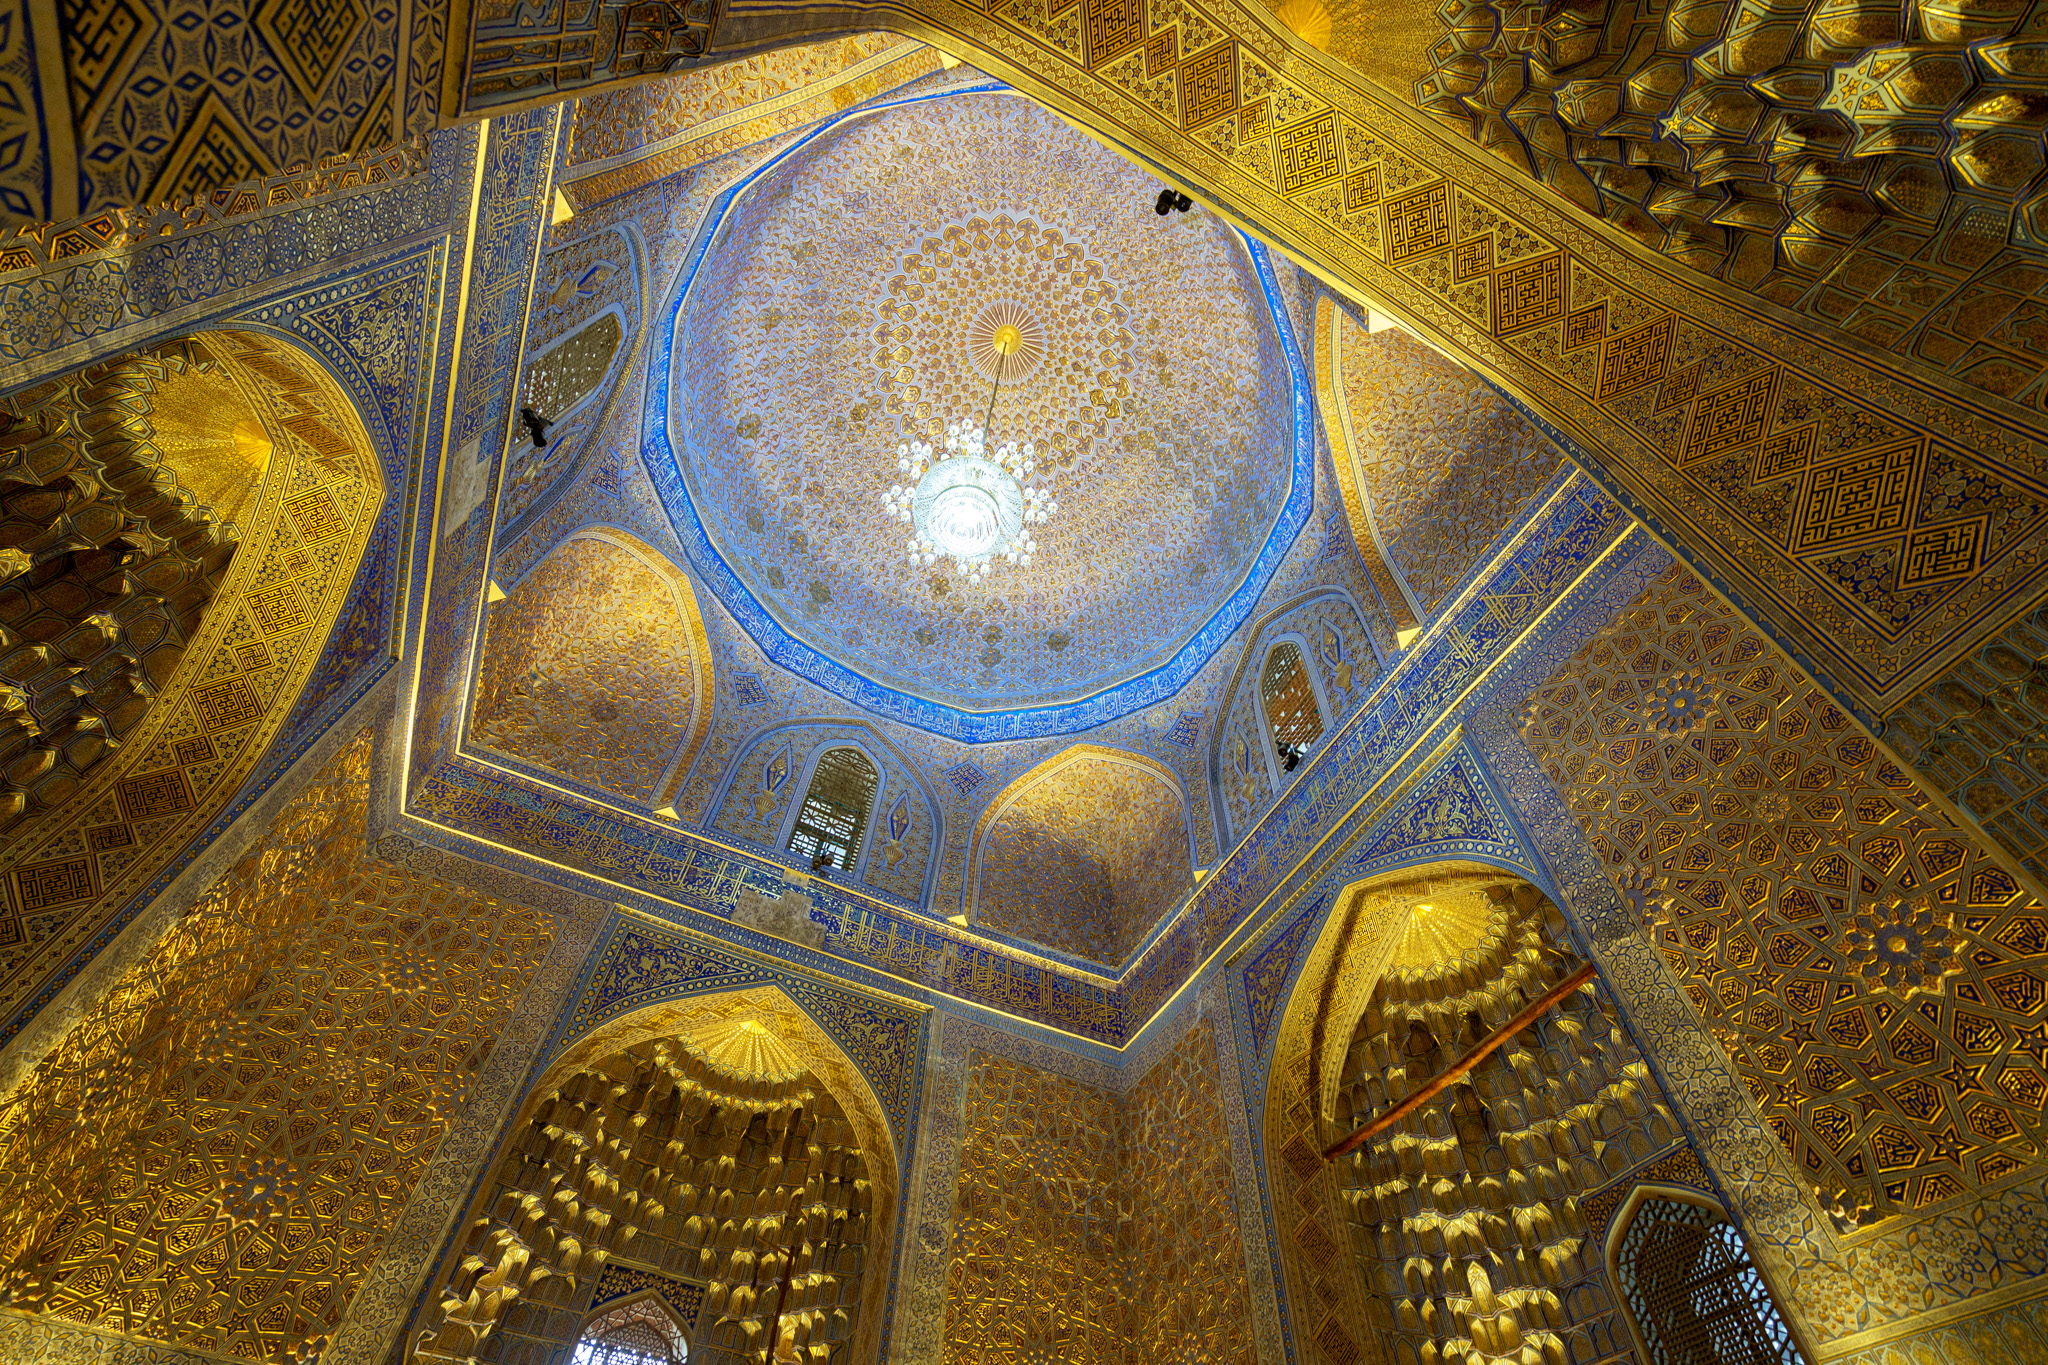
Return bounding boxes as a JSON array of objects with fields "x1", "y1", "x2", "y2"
[
  {"x1": 522, "y1": 312, "x2": 622, "y2": 421},
  {"x1": 1261, "y1": 642, "x2": 1324, "y2": 754},
  {"x1": 1617, "y1": 1198, "x2": 1803, "y2": 1365},
  {"x1": 571, "y1": 1322, "x2": 682, "y2": 1365},
  {"x1": 787, "y1": 747, "x2": 880, "y2": 870}
]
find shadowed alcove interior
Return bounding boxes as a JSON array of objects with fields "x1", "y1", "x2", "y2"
[{"x1": 408, "y1": 986, "x2": 899, "y2": 1365}]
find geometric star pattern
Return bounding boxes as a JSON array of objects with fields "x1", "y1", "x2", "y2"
[{"x1": 1522, "y1": 565, "x2": 2048, "y2": 1219}]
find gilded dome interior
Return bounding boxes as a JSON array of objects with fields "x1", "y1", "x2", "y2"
[{"x1": 661, "y1": 90, "x2": 1303, "y2": 723}]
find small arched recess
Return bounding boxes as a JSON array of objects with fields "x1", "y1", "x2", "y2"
[
  {"x1": 707, "y1": 721, "x2": 941, "y2": 905},
  {"x1": 471, "y1": 527, "x2": 713, "y2": 808},
  {"x1": 1211, "y1": 590, "x2": 1374, "y2": 843}
]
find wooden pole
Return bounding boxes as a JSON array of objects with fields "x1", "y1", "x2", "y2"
[{"x1": 1321, "y1": 961, "x2": 1598, "y2": 1162}]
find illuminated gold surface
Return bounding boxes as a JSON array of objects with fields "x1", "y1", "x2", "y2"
[
  {"x1": 682, "y1": 1014, "x2": 808, "y2": 1085},
  {"x1": 144, "y1": 360, "x2": 275, "y2": 527},
  {"x1": 1520, "y1": 564, "x2": 2048, "y2": 1268},
  {"x1": 963, "y1": 298, "x2": 1048, "y2": 383},
  {"x1": 1384, "y1": 883, "x2": 1500, "y2": 974},
  {"x1": 0, "y1": 731, "x2": 555, "y2": 1361},
  {"x1": 414, "y1": 985, "x2": 900, "y2": 1365}
]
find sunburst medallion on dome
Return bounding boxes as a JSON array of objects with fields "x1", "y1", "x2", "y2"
[{"x1": 648, "y1": 86, "x2": 1310, "y2": 739}]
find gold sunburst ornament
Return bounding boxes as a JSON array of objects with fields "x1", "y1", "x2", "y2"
[{"x1": 965, "y1": 300, "x2": 1047, "y2": 381}]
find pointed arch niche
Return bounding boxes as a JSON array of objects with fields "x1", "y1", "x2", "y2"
[
  {"x1": 1258, "y1": 863, "x2": 1702, "y2": 1365},
  {"x1": 0, "y1": 329, "x2": 385, "y2": 1098},
  {"x1": 967, "y1": 744, "x2": 1194, "y2": 967},
  {"x1": 408, "y1": 984, "x2": 899, "y2": 1365},
  {"x1": 470, "y1": 528, "x2": 713, "y2": 808},
  {"x1": 1314, "y1": 295, "x2": 1564, "y2": 628}
]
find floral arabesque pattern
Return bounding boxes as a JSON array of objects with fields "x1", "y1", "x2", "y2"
[
  {"x1": 472, "y1": 535, "x2": 711, "y2": 806},
  {"x1": 0, "y1": 730, "x2": 555, "y2": 1361},
  {"x1": 1330, "y1": 313, "x2": 1563, "y2": 620},
  {"x1": 972, "y1": 748, "x2": 1193, "y2": 966},
  {"x1": 672, "y1": 91, "x2": 1295, "y2": 710}
]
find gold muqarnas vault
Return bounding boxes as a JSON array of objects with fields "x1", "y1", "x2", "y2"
[{"x1": 3, "y1": 7, "x2": 2048, "y2": 1365}]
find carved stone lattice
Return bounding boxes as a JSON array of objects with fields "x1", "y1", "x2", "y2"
[
  {"x1": 0, "y1": 339, "x2": 242, "y2": 828},
  {"x1": 413, "y1": 1023, "x2": 873, "y2": 1365}
]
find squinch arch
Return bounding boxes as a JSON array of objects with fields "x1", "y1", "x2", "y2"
[
  {"x1": 471, "y1": 528, "x2": 714, "y2": 808},
  {"x1": 409, "y1": 984, "x2": 900, "y2": 1365},
  {"x1": 967, "y1": 744, "x2": 1195, "y2": 966}
]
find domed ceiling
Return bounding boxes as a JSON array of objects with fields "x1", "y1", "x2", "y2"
[{"x1": 649, "y1": 86, "x2": 1310, "y2": 740}]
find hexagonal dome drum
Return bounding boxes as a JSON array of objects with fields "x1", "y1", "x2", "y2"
[{"x1": 648, "y1": 86, "x2": 1311, "y2": 740}]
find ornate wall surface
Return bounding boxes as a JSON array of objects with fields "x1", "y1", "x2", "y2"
[
  {"x1": 0, "y1": 330, "x2": 388, "y2": 1061},
  {"x1": 1323, "y1": 306, "x2": 1566, "y2": 622},
  {"x1": 0, "y1": 729, "x2": 564, "y2": 1363},
  {"x1": 471, "y1": 532, "x2": 714, "y2": 807},
  {"x1": 930, "y1": 1010, "x2": 1261, "y2": 1365},
  {"x1": 673, "y1": 0, "x2": 2048, "y2": 730},
  {"x1": 0, "y1": 0, "x2": 439, "y2": 226},
  {"x1": 562, "y1": 36, "x2": 946, "y2": 206},
  {"x1": 1496, "y1": 562, "x2": 2048, "y2": 1351},
  {"x1": 12, "y1": 13, "x2": 2048, "y2": 1365},
  {"x1": 1257, "y1": 869, "x2": 1707, "y2": 1365},
  {"x1": 969, "y1": 747, "x2": 1194, "y2": 966}
]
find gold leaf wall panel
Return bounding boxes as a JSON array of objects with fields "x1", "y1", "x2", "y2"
[
  {"x1": 1323, "y1": 305, "x2": 1565, "y2": 621},
  {"x1": 471, "y1": 531, "x2": 714, "y2": 807},
  {"x1": 1519, "y1": 562, "x2": 2048, "y2": 1335},
  {"x1": 941, "y1": 1019, "x2": 1257, "y2": 1364},
  {"x1": 0, "y1": 729, "x2": 557, "y2": 1361},
  {"x1": 1261, "y1": 874, "x2": 1700, "y2": 1365}
]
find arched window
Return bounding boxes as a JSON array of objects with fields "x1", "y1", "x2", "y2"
[
  {"x1": 572, "y1": 1292, "x2": 689, "y2": 1365},
  {"x1": 786, "y1": 747, "x2": 880, "y2": 872},
  {"x1": 522, "y1": 311, "x2": 622, "y2": 425},
  {"x1": 1616, "y1": 1197, "x2": 1801, "y2": 1365},
  {"x1": 1260, "y1": 641, "x2": 1324, "y2": 770}
]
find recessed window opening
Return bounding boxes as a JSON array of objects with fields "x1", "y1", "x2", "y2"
[
  {"x1": 1261, "y1": 641, "x2": 1323, "y2": 767},
  {"x1": 572, "y1": 1323, "x2": 679, "y2": 1365},
  {"x1": 787, "y1": 746, "x2": 880, "y2": 872},
  {"x1": 1617, "y1": 1198, "x2": 1801, "y2": 1365},
  {"x1": 522, "y1": 311, "x2": 622, "y2": 425}
]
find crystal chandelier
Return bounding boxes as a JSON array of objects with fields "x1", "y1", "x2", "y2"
[{"x1": 877, "y1": 320, "x2": 1058, "y2": 587}]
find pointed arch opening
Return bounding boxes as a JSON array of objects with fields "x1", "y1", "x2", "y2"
[
  {"x1": 1606, "y1": 1189, "x2": 1804, "y2": 1365},
  {"x1": 1259, "y1": 863, "x2": 1691, "y2": 1365},
  {"x1": 1257, "y1": 638, "x2": 1327, "y2": 780},
  {"x1": 574, "y1": 1291, "x2": 691, "y2": 1365},
  {"x1": 784, "y1": 746, "x2": 880, "y2": 874}
]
